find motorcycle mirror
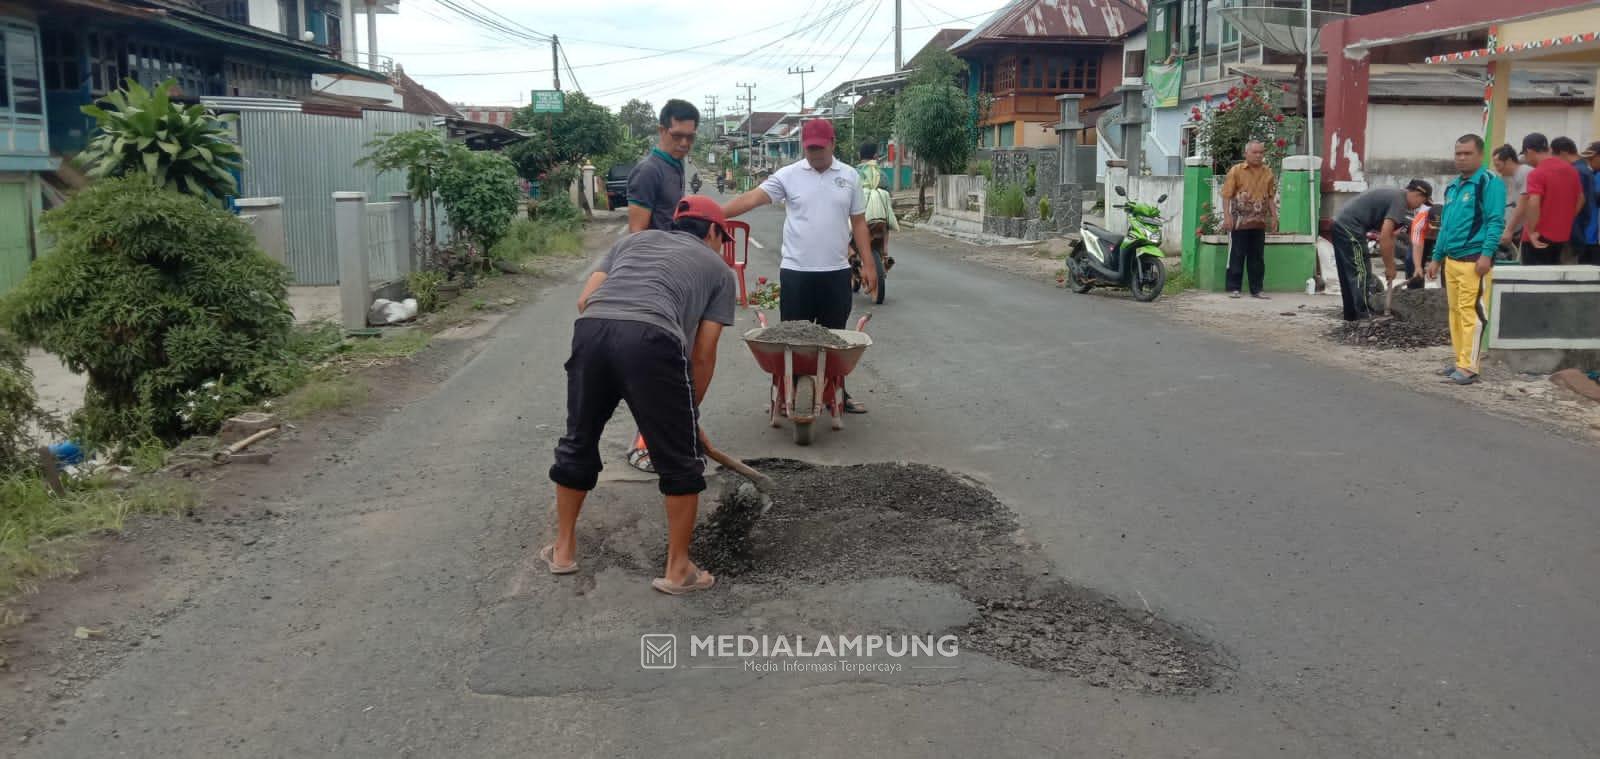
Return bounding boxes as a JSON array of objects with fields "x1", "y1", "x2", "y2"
[
  {"x1": 1115, "y1": 186, "x2": 1127, "y2": 197},
  {"x1": 1157, "y1": 194, "x2": 1168, "y2": 204}
]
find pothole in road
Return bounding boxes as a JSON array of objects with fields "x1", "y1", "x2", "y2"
[{"x1": 686, "y1": 460, "x2": 1224, "y2": 695}]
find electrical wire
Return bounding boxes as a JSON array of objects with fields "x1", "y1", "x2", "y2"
[
  {"x1": 408, "y1": 2, "x2": 861, "y2": 78},
  {"x1": 581, "y1": 2, "x2": 866, "y2": 98},
  {"x1": 559, "y1": 43, "x2": 583, "y2": 94}
]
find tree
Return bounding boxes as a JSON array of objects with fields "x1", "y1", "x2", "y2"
[
  {"x1": 618, "y1": 98, "x2": 656, "y2": 140},
  {"x1": 505, "y1": 92, "x2": 622, "y2": 182},
  {"x1": 1191, "y1": 76, "x2": 1304, "y2": 175},
  {"x1": 79, "y1": 78, "x2": 243, "y2": 203},
  {"x1": 357, "y1": 129, "x2": 453, "y2": 237},
  {"x1": 836, "y1": 95, "x2": 896, "y2": 162},
  {"x1": 895, "y1": 51, "x2": 977, "y2": 216}
]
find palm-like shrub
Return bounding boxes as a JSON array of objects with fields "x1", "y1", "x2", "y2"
[{"x1": 79, "y1": 78, "x2": 243, "y2": 201}]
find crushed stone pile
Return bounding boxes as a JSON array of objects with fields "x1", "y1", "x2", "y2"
[
  {"x1": 686, "y1": 459, "x2": 1223, "y2": 695},
  {"x1": 1326, "y1": 315, "x2": 1449, "y2": 350},
  {"x1": 751, "y1": 321, "x2": 849, "y2": 349}
]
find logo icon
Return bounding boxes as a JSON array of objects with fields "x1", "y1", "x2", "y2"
[{"x1": 640, "y1": 634, "x2": 677, "y2": 669}]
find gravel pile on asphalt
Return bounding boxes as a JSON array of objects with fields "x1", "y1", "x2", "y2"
[
  {"x1": 1326, "y1": 315, "x2": 1449, "y2": 350},
  {"x1": 1323, "y1": 287, "x2": 1449, "y2": 350},
  {"x1": 689, "y1": 459, "x2": 1222, "y2": 695},
  {"x1": 751, "y1": 321, "x2": 849, "y2": 349}
]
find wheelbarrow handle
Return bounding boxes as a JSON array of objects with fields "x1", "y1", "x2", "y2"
[
  {"x1": 855, "y1": 313, "x2": 872, "y2": 332},
  {"x1": 755, "y1": 310, "x2": 769, "y2": 328}
]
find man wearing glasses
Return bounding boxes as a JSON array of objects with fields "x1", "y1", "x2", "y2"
[
  {"x1": 627, "y1": 100, "x2": 700, "y2": 233},
  {"x1": 626, "y1": 99, "x2": 700, "y2": 472}
]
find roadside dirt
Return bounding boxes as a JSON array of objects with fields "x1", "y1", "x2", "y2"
[
  {"x1": 686, "y1": 460, "x2": 1224, "y2": 695},
  {"x1": 0, "y1": 230, "x2": 601, "y2": 749}
]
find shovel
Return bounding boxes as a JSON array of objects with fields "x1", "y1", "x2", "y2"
[{"x1": 698, "y1": 428, "x2": 777, "y2": 516}]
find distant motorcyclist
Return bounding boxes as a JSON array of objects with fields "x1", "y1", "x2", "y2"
[{"x1": 690, "y1": 173, "x2": 702, "y2": 193}]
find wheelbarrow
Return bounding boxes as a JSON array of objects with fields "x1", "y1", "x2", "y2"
[{"x1": 743, "y1": 313, "x2": 873, "y2": 446}]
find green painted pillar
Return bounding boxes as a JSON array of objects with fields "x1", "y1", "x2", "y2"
[
  {"x1": 1277, "y1": 155, "x2": 1321, "y2": 236},
  {"x1": 1181, "y1": 157, "x2": 1212, "y2": 274}
]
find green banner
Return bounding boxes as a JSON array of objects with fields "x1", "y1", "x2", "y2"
[{"x1": 1148, "y1": 62, "x2": 1183, "y2": 108}]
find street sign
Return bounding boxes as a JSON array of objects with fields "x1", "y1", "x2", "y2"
[{"x1": 531, "y1": 90, "x2": 565, "y2": 113}]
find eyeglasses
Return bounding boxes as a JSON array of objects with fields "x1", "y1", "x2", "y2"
[{"x1": 665, "y1": 129, "x2": 697, "y2": 144}]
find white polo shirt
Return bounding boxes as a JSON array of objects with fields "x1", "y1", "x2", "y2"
[{"x1": 760, "y1": 157, "x2": 866, "y2": 272}]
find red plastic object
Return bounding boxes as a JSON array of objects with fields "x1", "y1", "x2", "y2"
[{"x1": 721, "y1": 220, "x2": 751, "y2": 306}]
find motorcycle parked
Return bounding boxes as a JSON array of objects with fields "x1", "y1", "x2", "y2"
[{"x1": 1067, "y1": 186, "x2": 1168, "y2": 302}]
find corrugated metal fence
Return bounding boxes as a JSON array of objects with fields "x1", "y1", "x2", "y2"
[{"x1": 235, "y1": 109, "x2": 434, "y2": 285}]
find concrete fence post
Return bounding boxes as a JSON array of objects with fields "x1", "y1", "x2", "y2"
[
  {"x1": 389, "y1": 192, "x2": 414, "y2": 276},
  {"x1": 235, "y1": 196, "x2": 286, "y2": 267},
  {"x1": 581, "y1": 162, "x2": 596, "y2": 209},
  {"x1": 1181, "y1": 157, "x2": 1214, "y2": 274},
  {"x1": 334, "y1": 192, "x2": 370, "y2": 331}
]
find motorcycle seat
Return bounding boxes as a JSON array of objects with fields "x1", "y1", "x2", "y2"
[{"x1": 1082, "y1": 222, "x2": 1120, "y2": 241}]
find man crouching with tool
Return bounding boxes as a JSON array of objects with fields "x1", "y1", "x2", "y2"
[{"x1": 545, "y1": 196, "x2": 737, "y2": 596}]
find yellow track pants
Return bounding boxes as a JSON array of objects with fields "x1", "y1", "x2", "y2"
[{"x1": 1444, "y1": 257, "x2": 1491, "y2": 374}]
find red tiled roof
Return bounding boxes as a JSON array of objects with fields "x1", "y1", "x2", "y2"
[{"x1": 950, "y1": 0, "x2": 1146, "y2": 51}]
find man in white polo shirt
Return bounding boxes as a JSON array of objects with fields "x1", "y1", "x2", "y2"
[{"x1": 723, "y1": 119, "x2": 876, "y2": 413}]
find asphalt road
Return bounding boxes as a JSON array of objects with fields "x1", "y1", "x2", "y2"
[{"x1": 21, "y1": 199, "x2": 1600, "y2": 758}]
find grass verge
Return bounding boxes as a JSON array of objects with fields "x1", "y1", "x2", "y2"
[
  {"x1": 279, "y1": 373, "x2": 369, "y2": 418},
  {"x1": 1, "y1": 476, "x2": 198, "y2": 624}
]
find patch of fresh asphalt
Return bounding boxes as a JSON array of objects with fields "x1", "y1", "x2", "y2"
[{"x1": 15, "y1": 203, "x2": 1600, "y2": 758}]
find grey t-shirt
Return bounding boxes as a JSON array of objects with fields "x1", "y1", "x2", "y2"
[
  {"x1": 580, "y1": 230, "x2": 737, "y2": 348},
  {"x1": 1335, "y1": 187, "x2": 1409, "y2": 234},
  {"x1": 626, "y1": 149, "x2": 685, "y2": 231}
]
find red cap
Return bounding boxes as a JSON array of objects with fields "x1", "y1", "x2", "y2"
[
  {"x1": 674, "y1": 195, "x2": 732, "y2": 240},
  {"x1": 801, "y1": 119, "x2": 835, "y2": 150}
]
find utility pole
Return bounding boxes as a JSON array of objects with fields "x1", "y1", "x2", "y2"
[
  {"x1": 551, "y1": 35, "x2": 561, "y2": 91},
  {"x1": 737, "y1": 82, "x2": 756, "y2": 175},
  {"x1": 787, "y1": 66, "x2": 815, "y2": 110},
  {"x1": 894, "y1": 0, "x2": 903, "y2": 71},
  {"x1": 704, "y1": 95, "x2": 719, "y2": 138}
]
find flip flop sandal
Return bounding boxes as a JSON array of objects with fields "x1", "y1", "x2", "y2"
[
  {"x1": 627, "y1": 447, "x2": 656, "y2": 474},
  {"x1": 651, "y1": 569, "x2": 716, "y2": 596},
  {"x1": 843, "y1": 398, "x2": 868, "y2": 414},
  {"x1": 540, "y1": 544, "x2": 579, "y2": 575}
]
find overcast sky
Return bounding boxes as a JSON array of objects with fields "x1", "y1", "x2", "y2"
[{"x1": 376, "y1": 0, "x2": 1005, "y2": 113}]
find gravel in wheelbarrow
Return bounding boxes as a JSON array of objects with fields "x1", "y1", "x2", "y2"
[{"x1": 746, "y1": 320, "x2": 849, "y2": 349}]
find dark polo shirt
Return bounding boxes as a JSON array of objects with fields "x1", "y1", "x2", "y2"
[{"x1": 626, "y1": 148, "x2": 685, "y2": 231}]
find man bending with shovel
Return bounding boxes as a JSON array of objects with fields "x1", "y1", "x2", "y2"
[{"x1": 546, "y1": 196, "x2": 737, "y2": 595}]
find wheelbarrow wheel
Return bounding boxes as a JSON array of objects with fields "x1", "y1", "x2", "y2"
[{"x1": 792, "y1": 375, "x2": 817, "y2": 446}]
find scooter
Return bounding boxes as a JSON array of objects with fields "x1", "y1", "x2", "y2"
[
  {"x1": 716, "y1": 176, "x2": 726, "y2": 193},
  {"x1": 690, "y1": 176, "x2": 703, "y2": 193},
  {"x1": 1066, "y1": 186, "x2": 1168, "y2": 302}
]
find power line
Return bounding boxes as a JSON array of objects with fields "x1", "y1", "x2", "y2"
[
  {"x1": 809, "y1": 0, "x2": 885, "y2": 104},
  {"x1": 582, "y1": 2, "x2": 864, "y2": 99},
  {"x1": 409, "y1": 3, "x2": 861, "y2": 79},
  {"x1": 559, "y1": 42, "x2": 583, "y2": 93},
  {"x1": 457, "y1": 0, "x2": 551, "y2": 40}
]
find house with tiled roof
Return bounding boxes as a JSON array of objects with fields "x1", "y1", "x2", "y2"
[{"x1": 949, "y1": 0, "x2": 1147, "y2": 148}]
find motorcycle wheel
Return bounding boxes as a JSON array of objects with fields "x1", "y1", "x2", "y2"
[
  {"x1": 1129, "y1": 255, "x2": 1166, "y2": 302},
  {"x1": 1067, "y1": 252, "x2": 1094, "y2": 293},
  {"x1": 871, "y1": 250, "x2": 887, "y2": 304}
]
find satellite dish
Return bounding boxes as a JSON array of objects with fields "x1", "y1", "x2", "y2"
[
  {"x1": 1213, "y1": 6, "x2": 1352, "y2": 54},
  {"x1": 301, "y1": 30, "x2": 316, "y2": 42}
]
